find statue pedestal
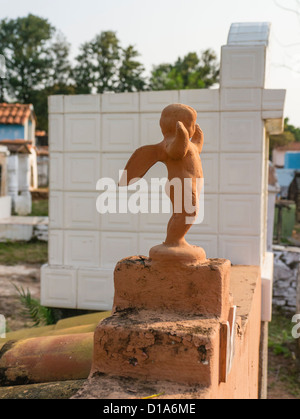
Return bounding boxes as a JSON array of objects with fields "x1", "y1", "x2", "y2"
[
  {"x1": 113, "y1": 257, "x2": 232, "y2": 319},
  {"x1": 92, "y1": 309, "x2": 220, "y2": 386},
  {"x1": 91, "y1": 257, "x2": 233, "y2": 386},
  {"x1": 76, "y1": 264, "x2": 261, "y2": 399}
]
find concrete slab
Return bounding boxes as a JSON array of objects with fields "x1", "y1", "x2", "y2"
[{"x1": 0, "y1": 216, "x2": 48, "y2": 241}]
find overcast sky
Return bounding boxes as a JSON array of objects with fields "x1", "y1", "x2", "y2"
[{"x1": 2, "y1": 0, "x2": 300, "y2": 126}]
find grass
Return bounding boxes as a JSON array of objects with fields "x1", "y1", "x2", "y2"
[
  {"x1": 269, "y1": 309, "x2": 296, "y2": 357},
  {"x1": 268, "y1": 309, "x2": 300, "y2": 398},
  {"x1": 30, "y1": 200, "x2": 48, "y2": 217},
  {"x1": 0, "y1": 239, "x2": 48, "y2": 265}
]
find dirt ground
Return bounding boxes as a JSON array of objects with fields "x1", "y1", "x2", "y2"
[
  {"x1": 0, "y1": 265, "x2": 41, "y2": 331},
  {"x1": 0, "y1": 263, "x2": 299, "y2": 399},
  {"x1": 268, "y1": 351, "x2": 300, "y2": 399}
]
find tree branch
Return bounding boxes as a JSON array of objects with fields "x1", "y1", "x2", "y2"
[
  {"x1": 272, "y1": 62, "x2": 300, "y2": 74},
  {"x1": 274, "y1": 0, "x2": 300, "y2": 19}
]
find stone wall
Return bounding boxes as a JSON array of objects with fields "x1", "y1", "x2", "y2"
[{"x1": 273, "y1": 246, "x2": 300, "y2": 312}]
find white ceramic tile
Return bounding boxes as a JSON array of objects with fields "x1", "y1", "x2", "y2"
[
  {"x1": 140, "y1": 113, "x2": 162, "y2": 145},
  {"x1": 201, "y1": 153, "x2": 219, "y2": 193},
  {"x1": 64, "y1": 192, "x2": 100, "y2": 230},
  {"x1": 77, "y1": 269, "x2": 114, "y2": 311},
  {"x1": 143, "y1": 161, "x2": 168, "y2": 189},
  {"x1": 139, "y1": 193, "x2": 171, "y2": 233},
  {"x1": 102, "y1": 92, "x2": 139, "y2": 112},
  {"x1": 220, "y1": 153, "x2": 262, "y2": 194},
  {"x1": 221, "y1": 45, "x2": 266, "y2": 88},
  {"x1": 102, "y1": 114, "x2": 139, "y2": 152},
  {"x1": 64, "y1": 230, "x2": 100, "y2": 268},
  {"x1": 100, "y1": 209, "x2": 138, "y2": 233},
  {"x1": 140, "y1": 91, "x2": 179, "y2": 112},
  {"x1": 220, "y1": 112, "x2": 264, "y2": 152},
  {"x1": 49, "y1": 230, "x2": 64, "y2": 266},
  {"x1": 101, "y1": 232, "x2": 139, "y2": 268},
  {"x1": 41, "y1": 265, "x2": 77, "y2": 308},
  {"x1": 48, "y1": 96, "x2": 64, "y2": 114},
  {"x1": 261, "y1": 251, "x2": 274, "y2": 322},
  {"x1": 219, "y1": 194, "x2": 262, "y2": 236},
  {"x1": 49, "y1": 191, "x2": 63, "y2": 229},
  {"x1": 188, "y1": 194, "x2": 218, "y2": 235},
  {"x1": 64, "y1": 95, "x2": 101, "y2": 113},
  {"x1": 100, "y1": 153, "x2": 131, "y2": 184},
  {"x1": 138, "y1": 232, "x2": 166, "y2": 256},
  {"x1": 221, "y1": 88, "x2": 262, "y2": 111},
  {"x1": 179, "y1": 89, "x2": 219, "y2": 111},
  {"x1": 49, "y1": 115, "x2": 64, "y2": 152},
  {"x1": 218, "y1": 235, "x2": 261, "y2": 265},
  {"x1": 197, "y1": 113, "x2": 220, "y2": 153},
  {"x1": 64, "y1": 153, "x2": 100, "y2": 191},
  {"x1": 262, "y1": 110, "x2": 284, "y2": 120},
  {"x1": 65, "y1": 114, "x2": 100, "y2": 152},
  {"x1": 262, "y1": 89, "x2": 286, "y2": 111},
  {"x1": 50, "y1": 153, "x2": 64, "y2": 191},
  {"x1": 185, "y1": 234, "x2": 218, "y2": 259}
]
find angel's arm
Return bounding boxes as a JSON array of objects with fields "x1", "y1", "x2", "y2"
[
  {"x1": 119, "y1": 144, "x2": 162, "y2": 186},
  {"x1": 191, "y1": 124, "x2": 204, "y2": 154},
  {"x1": 166, "y1": 121, "x2": 190, "y2": 160}
]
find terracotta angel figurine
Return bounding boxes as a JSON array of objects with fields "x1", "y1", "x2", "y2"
[{"x1": 119, "y1": 104, "x2": 206, "y2": 264}]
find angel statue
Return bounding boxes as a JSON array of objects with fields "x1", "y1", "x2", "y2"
[{"x1": 119, "y1": 104, "x2": 207, "y2": 264}]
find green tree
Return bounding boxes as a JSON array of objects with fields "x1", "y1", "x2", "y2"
[
  {"x1": 150, "y1": 49, "x2": 219, "y2": 91},
  {"x1": 72, "y1": 41, "x2": 95, "y2": 94},
  {"x1": 0, "y1": 14, "x2": 73, "y2": 130},
  {"x1": 74, "y1": 31, "x2": 120, "y2": 94},
  {"x1": 285, "y1": 118, "x2": 300, "y2": 142},
  {"x1": 270, "y1": 119, "x2": 296, "y2": 154},
  {"x1": 117, "y1": 45, "x2": 146, "y2": 92},
  {"x1": 0, "y1": 14, "x2": 54, "y2": 103},
  {"x1": 49, "y1": 31, "x2": 72, "y2": 87},
  {"x1": 73, "y1": 31, "x2": 146, "y2": 94}
]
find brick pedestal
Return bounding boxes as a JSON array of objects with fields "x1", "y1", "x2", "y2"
[{"x1": 91, "y1": 257, "x2": 232, "y2": 386}]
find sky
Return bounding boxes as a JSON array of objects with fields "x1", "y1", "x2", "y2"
[{"x1": 1, "y1": 0, "x2": 300, "y2": 126}]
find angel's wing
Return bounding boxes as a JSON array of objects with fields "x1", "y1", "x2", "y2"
[
  {"x1": 191, "y1": 124, "x2": 204, "y2": 153},
  {"x1": 119, "y1": 144, "x2": 162, "y2": 186},
  {"x1": 166, "y1": 121, "x2": 190, "y2": 160}
]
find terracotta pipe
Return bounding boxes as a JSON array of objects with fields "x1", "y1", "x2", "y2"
[{"x1": 0, "y1": 333, "x2": 93, "y2": 386}]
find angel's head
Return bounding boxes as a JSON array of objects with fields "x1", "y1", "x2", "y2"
[{"x1": 160, "y1": 104, "x2": 197, "y2": 138}]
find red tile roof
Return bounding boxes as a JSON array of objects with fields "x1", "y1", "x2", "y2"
[
  {"x1": 0, "y1": 103, "x2": 35, "y2": 125},
  {"x1": 0, "y1": 139, "x2": 32, "y2": 154},
  {"x1": 275, "y1": 142, "x2": 300, "y2": 152},
  {"x1": 36, "y1": 146, "x2": 49, "y2": 156},
  {"x1": 35, "y1": 130, "x2": 46, "y2": 137}
]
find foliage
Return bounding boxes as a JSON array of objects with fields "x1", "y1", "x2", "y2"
[
  {"x1": 117, "y1": 45, "x2": 147, "y2": 92},
  {"x1": 150, "y1": 49, "x2": 219, "y2": 90},
  {"x1": 73, "y1": 31, "x2": 146, "y2": 94},
  {"x1": 14, "y1": 284, "x2": 55, "y2": 326},
  {"x1": 0, "y1": 14, "x2": 73, "y2": 130},
  {"x1": 285, "y1": 118, "x2": 300, "y2": 142},
  {"x1": 0, "y1": 14, "x2": 54, "y2": 103}
]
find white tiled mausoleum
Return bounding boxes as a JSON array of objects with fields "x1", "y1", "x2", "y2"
[{"x1": 41, "y1": 23, "x2": 286, "y2": 318}]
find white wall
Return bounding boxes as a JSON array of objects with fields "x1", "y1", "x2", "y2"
[
  {"x1": 41, "y1": 23, "x2": 286, "y2": 310},
  {"x1": 272, "y1": 149, "x2": 285, "y2": 168}
]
